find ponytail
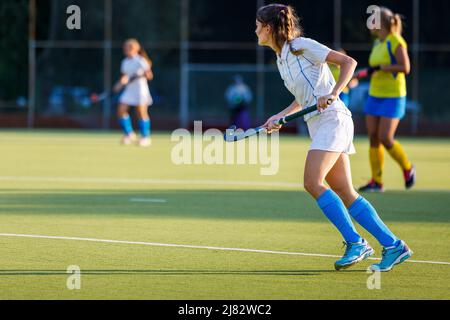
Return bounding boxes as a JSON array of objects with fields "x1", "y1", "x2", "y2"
[
  {"x1": 392, "y1": 13, "x2": 403, "y2": 35},
  {"x1": 379, "y1": 7, "x2": 404, "y2": 35},
  {"x1": 257, "y1": 4, "x2": 303, "y2": 55},
  {"x1": 138, "y1": 47, "x2": 152, "y2": 66},
  {"x1": 278, "y1": 7, "x2": 303, "y2": 55}
]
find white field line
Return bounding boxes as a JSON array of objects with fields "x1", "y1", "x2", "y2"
[
  {"x1": 0, "y1": 138, "x2": 114, "y2": 146},
  {"x1": 1, "y1": 176, "x2": 450, "y2": 192},
  {"x1": 0, "y1": 233, "x2": 449, "y2": 266},
  {"x1": 130, "y1": 198, "x2": 167, "y2": 203},
  {"x1": 0, "y1": 176, "x2": 301, "y2": 188}
]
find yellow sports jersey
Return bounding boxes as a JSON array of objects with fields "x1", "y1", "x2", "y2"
[
  {"x1": 328, "y1": 63, "x2": 349, "y2": 94},
  {"x1": 369, "y1": 33, "x2": 407, "y2": 98}
]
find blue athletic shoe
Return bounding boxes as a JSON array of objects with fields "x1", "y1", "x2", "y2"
[
  {"x1": 334, "y1": 239, "x2": 374, "y2": 271},
  {"x1": 370, "y1": 240, "x2": 413, "y2": 272}
]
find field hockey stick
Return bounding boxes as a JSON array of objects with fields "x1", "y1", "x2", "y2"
[
  {"x1": 89, "y1": 73, "x2": 145, "y2": 104},
  {"x1": 224, "y1": 100, "x2": 332, "y2": 142}
]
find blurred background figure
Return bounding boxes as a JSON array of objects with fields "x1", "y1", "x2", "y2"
[
  {"x1": 225, "y1": 75, "x2": 252, "y2": 130},
  {"x1": 115, "y1": 38, "x2": 154, "y2": 147}
]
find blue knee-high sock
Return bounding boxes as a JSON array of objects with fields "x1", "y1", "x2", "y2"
[
  {"x1": 317, "y1": 190, "x2": 362, "y2": 243},
  {"x1": 348, "y1": 196, "x2": 399, "y2": 247},
  {"x1": 139, "y1": 119, "x2": 151, "y2": 137},
  {"x1": 119, "y1": 116, "x2": 133, "y2": 135}
]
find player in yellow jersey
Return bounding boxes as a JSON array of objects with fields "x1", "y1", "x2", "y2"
[{"x1": 359, "y1": 7, "x2": 415, "y2": 192}]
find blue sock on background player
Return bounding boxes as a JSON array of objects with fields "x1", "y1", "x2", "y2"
[
  {"x1": 119, "y1": 115, "x2": 133, "y2": 135},
  {"x1": 317, "y1": 189, "x2": 362, "y2": 243},
  {"x1": 138, "y1": 119, "x2": 151, "y2": 138},
  {"x1": 348, "y1": 196, "x2": 399, "y2": 247}
]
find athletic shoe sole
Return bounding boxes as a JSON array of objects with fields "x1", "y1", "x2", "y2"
[
  {"x1": 335, "y1": 247, "x2": 375, "y2": 271},
  {"x1": 370, "y1": 248, "x2": 413, "y2": 272}
]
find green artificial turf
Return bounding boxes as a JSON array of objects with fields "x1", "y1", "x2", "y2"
[{"x1": 0, "y1": 130, "x2": 449, "y2": 299}]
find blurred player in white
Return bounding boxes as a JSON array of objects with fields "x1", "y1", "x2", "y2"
[{"x1": 115, "y1": 38, "x2": 153, "y2": 147}]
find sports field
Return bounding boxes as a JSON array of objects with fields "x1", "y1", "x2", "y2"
[{"x1": 0, "y1": 130, "x2": 449, "y2": 300}]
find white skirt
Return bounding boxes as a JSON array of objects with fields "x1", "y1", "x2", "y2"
[
  {"x1": 306, "y1": 110, "x2": 356, "y2": 155},
  {"x1": 119, "y1": 83, "x2": 153, "y2": 107}
]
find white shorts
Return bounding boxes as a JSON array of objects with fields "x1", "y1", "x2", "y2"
[
  {"x1": 119, "y1": 83, "x2": 153, "y2": 107},
  {"x1": 306, "y1": 110, "x2": 356, "y2": 155}
]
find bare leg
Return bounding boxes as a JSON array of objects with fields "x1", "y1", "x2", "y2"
[
  {"x1": 117, "y1": 103, "x2": 130, "y2": 118},
  {"x1": 304, "y1": 150, "x2": 361, "y2": 244},
  {"x1": 135, "y1": 105, "x2": 149, "y2": 121},
  {"x1": 326, "y1": 153, "x2": 359, "y2": 208},
  {"x1": 303, "y1": 150, "x2": 342, "y2": 199},
  {"x1": 366, "y1": 115, "x2": 381, "y2": 148},
  {"x1": 379, "y1": 117, "x2": 400, "y2": 149}
]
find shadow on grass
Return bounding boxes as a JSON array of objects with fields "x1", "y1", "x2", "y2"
[
  {"x1": 0, "y1": 269, "x2": 367, "y2": 276},
  {"x1": 0, "y1": 189, "x2": 449, "y2": 222}
]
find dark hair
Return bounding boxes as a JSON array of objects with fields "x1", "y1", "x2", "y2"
[{"x1": 256, "y1": 4, "x2": 303, "y2": 55}]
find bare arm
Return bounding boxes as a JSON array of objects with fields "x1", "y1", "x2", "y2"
[
  {"x1": 317, "y1": 50, "x2": 357, "y2": 110},
  {"x1": 145, "y1": 69, "x2": 154, "y2": 81},
  {"x1": 274, "y1": 100, "x2": 301, "y2": 118},
  {"x1": 113, "y1": 74, "x2": 129, "y2": 93},
  {"x1": 262, "y1": 100, "x2": 301, "y2": 132},
  {"x1": 145, "y1": 62, "x2": 154, "y2": 81},
  {"x1": 380, "y1": 45, "x2": 410, "y2": 74}
]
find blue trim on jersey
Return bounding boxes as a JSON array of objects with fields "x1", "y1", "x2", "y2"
[
  {"x1": 387, "y1": 41, "x2": 396, "y2": 64},
  {"x1": 301, "y1": 55, "x2": 315, "y2": 66},
  {"x1": 285, "y1": 51, "x2": 295, "y2": 82},
  {"x1": 365, "y1": 96, "x2": 406, "y2": 119},
  {"x1": 386, "y1": 41, "x2": 398, "y2": 79},
  {"x1": 286, "y1": 63, "x2": 294, "y2": 82},
  {"x1": 296, "y1": 57, "x2": 318, "y2": 104}
]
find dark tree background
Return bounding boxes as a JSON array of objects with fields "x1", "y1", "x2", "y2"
[
  {"x1": 1, "y1": 0, "x2": 449, "y2": 117},
  {"x1": 0, "y1": 0, "x2": 28, "y2": 101}
]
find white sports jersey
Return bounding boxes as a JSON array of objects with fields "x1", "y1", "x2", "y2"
[
  {"x1": 119, "y1": 55, "x2": 153, "y2": 107},
  {"x1": 276, "y1": 37, "x2": 350, "y2": 121}
]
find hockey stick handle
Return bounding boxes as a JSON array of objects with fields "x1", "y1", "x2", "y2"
[
  {"x1": 114, "y1": 73, "x2": 145, "y2": 92},
  {"x1": 224, "y1": 100, "x2": 333, "y2": 142},
  {"x1": 274, "y1": 99, "x2": 332, "y2": 126}
]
